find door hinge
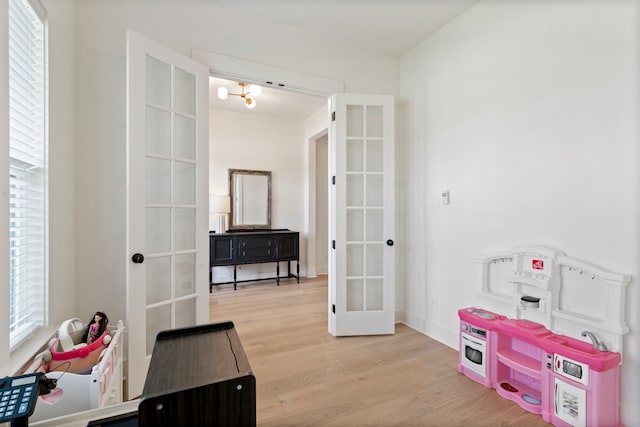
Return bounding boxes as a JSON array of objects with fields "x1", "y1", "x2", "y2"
[
  {"x1": 332, "y1": 304, "x2": 336, "y2": 314},
  {"x1": 331, "y1": 111, "x2": 336, "y2": 122},
  {"x1": 332, "y1": 240, "x2": 335, "y2": 250},
  {"x1": 332, "y1": 176, "x2": 335, "y2": 185}
]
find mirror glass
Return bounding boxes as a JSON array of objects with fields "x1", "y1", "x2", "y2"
[{"x1": 229, "y1": 169, "x2": 271, "y2": 230}]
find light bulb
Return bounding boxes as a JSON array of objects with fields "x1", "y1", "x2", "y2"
[
  {"x1": 217, "y1": 87, "x2": 228, "y2": 100},
  {"x1": 245, "y1": 96, "x2": 256, "y2": 109},
  {"x1": 249, "y1": 84, "x2": 261, "y2": 97}
]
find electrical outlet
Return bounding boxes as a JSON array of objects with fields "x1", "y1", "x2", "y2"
[{"x1": 430, "y1": 297, "x2": 438, "y2": 309}]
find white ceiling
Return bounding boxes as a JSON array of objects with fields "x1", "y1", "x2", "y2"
[
  {"x1": 208, "y1": 0, "x2": 477, "y2": 121},
  {"x1": 210, "y1": 0, "x2": 477, "y2": 57}
]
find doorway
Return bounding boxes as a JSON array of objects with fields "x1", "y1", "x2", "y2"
[
  {"x1": 208, "y1": 75, "x2": 330, "y2": 283},
  {"x1": 314, "y1": 133, "x2": 329, "y2": 275}
]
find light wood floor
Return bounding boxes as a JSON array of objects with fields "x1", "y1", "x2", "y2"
[{"x1": 209, "y1": 276, "x2": 550, "y2": 426}]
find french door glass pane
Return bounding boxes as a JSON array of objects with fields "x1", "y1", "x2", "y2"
[
  {"x1": 366, "y1": 243, "x2": 383, "y2": 276},
  {"x1": 366, "y1": 209, "x2": 383, "y2": 241},
  {"x1": 366, "y1": 174, "x2": 383, "y2": 207},
  {"x1": 366, "y1": 139, "x2": 383, "y2": 172},
  {"x1": 146, "y1": 305, "x2": 171, "y2": 355},
  {"x1": 145, "y1": 56, "x2": 171, "y2": 109},
  {"x1": 175, "y1": 253, "x2": 196, "y2": 297},
  {"x1": 346, "y1": 105, "x2": 363, "y2": 137},
  {"x1": 146, "y1": 256, "x2": 171, "y2": 304},
  {"x1": 346, "y1": 279, "x2": 364, "y2": 311},
  {"x1": 366, "y1": 106, "x2": 383, "y2": 137},
  {"x1": 346, "y1": 243, "x2": 363, "y2": 276},
  {"x1": 366, "y1": 279, "x2": 384, "y2": 310},
  {"x1": 175, "y1": 208, "x2": 196, "y2": 251},
  {"x1": 146, "y1": 207, "x2": 171, "y2": 253},
  {"x1": 174, "y1": 161, "x2": 196, "y2": 205},
  {"x1": 346, "y1": 175, "x2": 364, "y2": 207},
  {"x1": 175, "y1": 298, "x2": 196, "y2": 329},
  {"x1": 174, "y1": 67, "x2": 196, "y2": 116},
  {"x1": 346, "y1": 139, "x2": 363, "y2": 171},
  {"x1": 174, "y1": 115, "x2": 196, "y2": 160},
  {"x1": 146, "y1": 158, "x2": 171, "y2": 204},
  {"x1": 347, "y1": 209, "x2": 363, "y2": 241},
  {"x1": 146, "y1": 107, "x2": 171, "y2": 157}
]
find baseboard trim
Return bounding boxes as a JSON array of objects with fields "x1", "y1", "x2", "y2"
[{"x1": 396, "y1": 310, "x2": 458, "y2": 350}]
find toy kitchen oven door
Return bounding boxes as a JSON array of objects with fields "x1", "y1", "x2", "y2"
[
  {"x1": 459, "y1": 322, "x2": 491, "y2": 387},
  {"x1": 458, "y1": 308, "x2": 502, "y2": 388}
]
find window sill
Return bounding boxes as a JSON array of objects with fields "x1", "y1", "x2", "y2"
[{"x1": 10, "y1": 326, "x2": 58, "y2": 374}]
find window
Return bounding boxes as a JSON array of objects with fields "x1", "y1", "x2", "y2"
[{"x1": 8, "y1": 0, "x2": 48, "y2": 349}]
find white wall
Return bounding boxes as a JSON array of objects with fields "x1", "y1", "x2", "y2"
[
  {"x1": 43, "y1": 0, "x2": 77, "y2": 326},
  {"x1": 73, "y1": 0, "x2": 398, "y2": 325},
  {"x1": 398, "y1": 0, "x2": 639, "y2": 422},
  {"x1": 209, "y1": 108, "x2": 307, "y2": 280}
]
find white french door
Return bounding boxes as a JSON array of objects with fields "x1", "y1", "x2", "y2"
[
  {"x1": 329, "y1": 94, "x2": 395, "y2": 336},
  {"x1": 126, "y1": 30, "x2": 209, "y2": 399}
]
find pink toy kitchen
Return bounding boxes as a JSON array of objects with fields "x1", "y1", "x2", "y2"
[{"x1": 458, "y1": 246, "x2": 629, "y2": 427}]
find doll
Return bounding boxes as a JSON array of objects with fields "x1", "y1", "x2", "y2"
[{"x1": 83, "y1": 311, "x2": 109, "y2": 344}]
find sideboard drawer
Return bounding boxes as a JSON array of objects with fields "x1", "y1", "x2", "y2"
[
  {"x1": 238, "y1": 237, "x2": 277, "y2": 250},
  {"x1": 238, "y1": 246, "x2": 277, "y2": 262},
  {"x1": 237, "y1": 237, "x2": 277, "y2": 262}
]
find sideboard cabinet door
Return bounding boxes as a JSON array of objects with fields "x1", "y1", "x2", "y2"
[
  {"x1": 279, "y1": 233, "x2": 299, "y2": 260},
  {"x1": 210, "y1": 235, "x2": 234, "y2": 265}
]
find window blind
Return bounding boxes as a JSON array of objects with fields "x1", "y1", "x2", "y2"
[{"x1": 8, "y1": 0, "x2": 48, "y2": 348}]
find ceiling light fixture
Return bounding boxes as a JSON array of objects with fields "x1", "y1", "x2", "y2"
[{"x1": 217, "y1": 82, "x2": 261, "y2": 109}]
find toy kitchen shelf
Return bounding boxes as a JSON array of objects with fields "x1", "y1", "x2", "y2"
[
  {"x1": 459, "y1": 308, "x2": 622, "y2": 427},
  {"x1": 494, "y1": 321, "x2": 548, "y2": 414},
  {"x1": 461, "y1": 245, "x2": 629, "y2": 427}
]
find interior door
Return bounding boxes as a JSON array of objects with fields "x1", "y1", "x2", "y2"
[
  {"x1": 329, "y1": 94, "x2": 395, "y2": 336},
  {"x1": 126, "y1": 30, "x2": 209, "y2": 399}
]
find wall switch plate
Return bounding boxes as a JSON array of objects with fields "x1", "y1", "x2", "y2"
[{"x1": 441, "y1": 190, "x2": 450, "y2": 205}]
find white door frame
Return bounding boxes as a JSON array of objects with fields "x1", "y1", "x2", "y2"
[
  {"x1": 306, "y1": 127, "x2": 329, "y2": 279},
  {"x1": 191, "y1": 49, "x2": 343, "y2": 97}
]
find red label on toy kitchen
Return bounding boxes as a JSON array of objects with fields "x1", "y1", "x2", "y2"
[{"x1": 532, "y1": 259, "x2": 544, "y2": 270}]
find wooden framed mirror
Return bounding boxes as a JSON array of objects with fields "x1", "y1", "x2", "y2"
[{"x1": 228, "y1": 169, "x2": 271, "y2": 230}]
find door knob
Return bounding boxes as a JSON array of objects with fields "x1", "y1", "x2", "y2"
[
  {"x1": 131, "y1": 253, "x2": 144, "y2": 264},
  {"x1": 386, "y1": 239, "x2": 394, "y2": 246}
]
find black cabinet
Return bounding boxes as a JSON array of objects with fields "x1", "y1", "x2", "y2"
[
  {"x1": 88, "y1": 323, "x2": 255, "y2": 427},
  {"x1": 209, "y1": 230, "x2": 299, "y2": 291},
  {"x1": 139, "y1": 322, "x2": 255, "y2": 427}
]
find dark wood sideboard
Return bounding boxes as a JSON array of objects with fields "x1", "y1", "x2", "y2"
[{"x1": 209, "y1": 229, "x2": 300, "y2": 291}]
